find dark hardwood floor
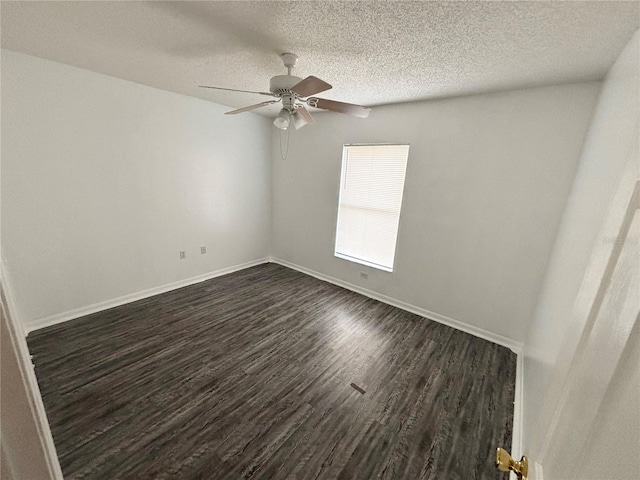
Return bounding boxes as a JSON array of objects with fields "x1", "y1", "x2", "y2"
[{"x1": 28, "y1": 263, "x2": 516, "y2": 480}]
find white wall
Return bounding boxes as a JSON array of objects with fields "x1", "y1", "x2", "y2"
[
  {"x1": 522, "y1": 30, "x2": 639, "y2": 458},
  {"x1": 271, "y1": 83, "x2": 600, "y2": 343},
  {"x1": 1, "y1": 51, "x2": 272, "y2": 329}
]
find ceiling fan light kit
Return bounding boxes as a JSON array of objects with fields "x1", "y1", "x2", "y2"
[
  {"x1": 199, "y1": 53, "x2": 371, "y2": 130},
  {"x1": 274, "y1": 108, "x2": 290, "y2": 130}
]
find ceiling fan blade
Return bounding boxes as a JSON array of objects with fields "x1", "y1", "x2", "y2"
[
  {"x1": 296, "y1": 105, "x2": 315, "y2": 125},
  {"x1": 199, "y1": 85, "x2": 275, "y2": 97},
  {"x1": 307, "y1": 97, "x2": 371, "y2": 118},
  {"x1": 225, "y1": 100, "x2": 279, "y2": 115},
  {"x1": 291, "y1": 76, "x2": 332, "y2": 97}
]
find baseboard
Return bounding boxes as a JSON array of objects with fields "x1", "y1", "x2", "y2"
[
  {"x1": 511, "y1": 351, "x2": 524, "y2": 466},
  {"x1": 25, "y1": 257, "x2": 270, "y2": 335},
  {"x1": 268, "y1": 257, "x2": 523, "y2": 354}
]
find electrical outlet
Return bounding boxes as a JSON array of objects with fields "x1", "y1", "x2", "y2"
[
  {"x1": 179, "y1": 250, "x2": 186, "y2": 259},
  {"x1": 360, "y1": 272, "x2": 368, "y2": 280},
  {"x1": 200, "y1": 245, "x2": 206, "y2": 254}
]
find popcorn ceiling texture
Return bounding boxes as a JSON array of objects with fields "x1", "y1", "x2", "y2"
[{"x1": 2, "y1": 1, "x2": 638, "y2": 116}]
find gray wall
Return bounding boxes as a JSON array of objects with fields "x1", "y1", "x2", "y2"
[
  {"x1": 1, "y1": 51, "x2": 272, "y2": 328},
  {"x1": 523, "y1": 30, "x2": 639, "y2": 457},
  {"x1": 271, "y1": 83, "x2": 600, "y2": 343}
]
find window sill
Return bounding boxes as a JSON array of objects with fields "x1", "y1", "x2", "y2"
[{"x1": 334, "y1": 252, "x2": 393, "y2": 272}]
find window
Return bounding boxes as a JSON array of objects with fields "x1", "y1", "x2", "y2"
[{"x1": 335, "y1": 144, "x2": 409, "y2": 272}]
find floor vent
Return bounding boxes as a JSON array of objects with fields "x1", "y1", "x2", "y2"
[{"x1": 350, "y1": 383, "x2": 366, "y2": 394}]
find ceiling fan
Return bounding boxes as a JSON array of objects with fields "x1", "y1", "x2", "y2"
[{"x1": 199, "y1": 53, "x2": 371, "y2": 130}]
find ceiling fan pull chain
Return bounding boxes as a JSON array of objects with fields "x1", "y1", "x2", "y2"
[{"x1": 280, "y1": 122, "x2": 292, "y2": 161}]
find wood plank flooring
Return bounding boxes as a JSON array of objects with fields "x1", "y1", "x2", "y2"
[{"x1": 27, "y1": 263, "x2": 516, "y2": 480}]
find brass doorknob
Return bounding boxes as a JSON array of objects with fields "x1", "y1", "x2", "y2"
[{"x1": 496, "y1": 447, "x2": 528, "y2": 479}]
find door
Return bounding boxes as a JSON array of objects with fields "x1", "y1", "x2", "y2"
[{"x1": 534, "y1": 179, "x2": 639, "y2": 480}]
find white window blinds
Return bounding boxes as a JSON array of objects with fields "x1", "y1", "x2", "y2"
[{"x1": 335, "y1": 144, "x2": 409, "y2": 272}]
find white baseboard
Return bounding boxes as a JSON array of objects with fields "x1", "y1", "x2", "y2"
[
  {"x1": 24, "y1": 255, "x2": 523, "y2": 351},
  {"x1": 510, "y1": 352, "x2": 524, "y2": 478},
  {"x1": 25, "y1": 257, "x2": 270, "y2": 335},
  {"x1": 269, "y1": 257, "x2": 523, "y2": 353}
]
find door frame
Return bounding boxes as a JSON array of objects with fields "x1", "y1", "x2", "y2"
[
  {"x1": 533, "y1": 152, "x2": 639, "y2": 478},
  {"x1": 1, "y1": 261, "x2": 64, "y2": 480}
]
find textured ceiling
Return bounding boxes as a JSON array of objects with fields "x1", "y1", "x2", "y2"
[{"x1": 2, "y1": 1, "x2": 638, "y2": 117}]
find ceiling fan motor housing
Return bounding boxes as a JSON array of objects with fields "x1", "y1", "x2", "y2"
[
  {"x1": 269, "y1": 75, "x2": 303, "y2": 96},
  {"x1": 270, "y1": 75, "x2": 303, "y2": 112}
]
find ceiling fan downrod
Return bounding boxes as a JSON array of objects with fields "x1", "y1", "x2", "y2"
[{"x1": 280, "y1": 52, "x2": 298, "y2": 76}]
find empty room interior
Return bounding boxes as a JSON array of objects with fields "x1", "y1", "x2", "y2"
[{"x1": 1, "y1": 2, "x2": 639, "y2": 480}]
